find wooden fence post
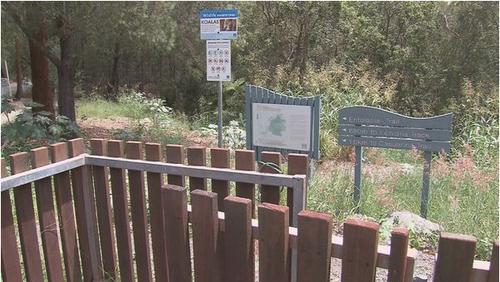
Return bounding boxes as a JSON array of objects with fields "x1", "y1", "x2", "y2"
[
  {"x1": 50, "y1": 142, "x2": 82, "y2": 282},
  {"x1": 488, "y1": 240, "x2": 499, "y2": 282},
  {"x1": 224, "y1": 196, "x2": 254, "y2": 282},
  {"x1": 260, "y1": 152, "x2": 281, "y2": 205},
  {"x1": 126, "y1": 141, "x2": 153, "y2": 281},
  {"x1": 188, "y1": 147, "x2": 207, "y2": 191},
  {"x1": 388, "y1": 227, "x2": 410, "y2": 282},
  {"x1": 287, "y1": 154, "x2": 308, "y2": 225},
  {"x1": 258, "y1": 203, "x2": 290, "y2": 282},
  {"x1": 162, "y1": 184, "x2": 192, "y2": 282},
  {"x1": 433, "y1": 232, "x2": 476, "y2": 282},
  {"x1": 145, "y1": 143, "x2": 169, "y2": 282},
  {"x1": 166, "y1": 145, "x2": 185, "y2": 186},
  {"x1": 68, "y1": 138, "x2": 104, "y2": 282},
  {"x1": 90, "y1": 139, "x2": 117, "y2": 280},
  {"x1": 31, "y1": 147, "x2": 65, "y2": 282},
  {"x1": 191, "y1": 190, "x2": 222, "y2": 282},
  {"x1": 108, "y1": 140, "x2": 135, "y2": 282},
  {"x1": 341, "y1": 219, "x2": 379, "y2": 282},
  {"x1": 235, "y1": 150, "x2": 256, "y2": 217},
  {"x1": 10, "y1": 152, "x2": 44, "y2": 281},
  {"x1": 1, "y1": 158, "x2": 23, "y2": 282},
  {"x1": 296, "y1": 210, "x2": 333, "y2": 282},
  {"x1": 210, "y1": 148, "x2": 230, "y2": 211}
]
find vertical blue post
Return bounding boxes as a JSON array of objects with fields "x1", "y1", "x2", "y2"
[
  {"x1": 421, "y1": 151, "x2": 432, "y2": 218},
  {"x1": 354, "y1": 146, "x2": 362, "y2": 208}
]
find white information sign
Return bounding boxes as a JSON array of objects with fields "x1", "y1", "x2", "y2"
[
  {"x1": 200, "y1": 10, "x2": 238, "y2": 40},
  {"x1": 252, "y1": 103, "x2": 311, "y2": 151},
  {"x1": 206, "y1": 40, "x2": 231, "y2": 81}
]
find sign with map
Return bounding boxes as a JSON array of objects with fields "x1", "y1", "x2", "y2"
[{"x1": 252, "y1": 103, "x2": 311, "y2": 151}]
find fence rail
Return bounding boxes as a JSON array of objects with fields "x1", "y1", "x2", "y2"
[{"x1": 1, "y1": 138, "x2": 498, "y2": 282}]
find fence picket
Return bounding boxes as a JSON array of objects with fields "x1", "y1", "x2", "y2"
[
  {"x1": 235, "y1": 150, "x2": 256, "y2": 217},
  {"x1": 297, "y1": 210, "x2": 333, "y2": 282},
  {"x1": 433, "y1": 232, "x2": 476, "y2": 282},
  {"x1": 258, "y1": 203, "x2": 290, "y2": 282},
  {"x1": 166, "y1": 145, "x2": 185, "y2": 186},
  {"x1": 145, "y1": 143, "x2": 169, "y2": 282},
  {"x1": 31, "y1": 147, "x2": 65, "y2": 282},
  {"x1": 50, "y1": 142, "x2": 82, "y2": 282},
  {"x1": 108, "y1": 140, "x2": 135, "y2": 282},
  {"x1": 126, "y1": 141, "x2": 153, "y2": 281},
  {"x1": 188, "y1": 147, "x2": 207, "y2": 191},
  {"x1": 191, "y1": 190, "x2": 221, "y2": 282},
  {"x1": 162, "y1": 184, "x2": 191, "y2": 282},
  {"x1": 210, "y1": 148, "x2": 230, "y2": 211},
  {"x1": 90, "y1": 139, "x2": 117, "y2": 280},
  {"x1": 10, "y1": 152, "x2": 44, "y2": 281},
  {"x1": 488, "y1": 240, "x2": 499, "y2": 282},
  {"x1": 287, "y1": 154, "x2": 308, "y2": 223},
  {"x1": 341, "y1": 219, "x2": 379, "y2": 282},
  {"x1": 224, "y1": 196, "x2": 254, "y2": 282},
  {"x1": 260, "y1": 152, "x2": 281, "y2": 205},
  {"x1": 388, "y1": 227, "x2": 409, "y2": 282},
  {"x1": 1, "y1": 158, "x2": 23, "y2": 282}
]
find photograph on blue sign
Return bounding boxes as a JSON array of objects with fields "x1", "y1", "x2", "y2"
[{"x1": 200, "y1": 10, "x2": 238, "y2": 40}]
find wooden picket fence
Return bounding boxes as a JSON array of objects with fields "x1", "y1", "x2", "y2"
[{"x1": 0, "y1": 138, "x2": 498, "y2": 282}]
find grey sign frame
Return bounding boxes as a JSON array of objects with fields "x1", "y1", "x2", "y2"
[{"x1": 338, "y1": 106, "x2": 453, "y2": 218}]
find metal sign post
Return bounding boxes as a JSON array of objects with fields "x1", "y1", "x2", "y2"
[{"x1": 201, "y1": 10, "x2": 237, "y2": 148}]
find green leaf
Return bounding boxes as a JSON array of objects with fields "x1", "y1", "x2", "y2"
[{"x1": 22, "y1": 101, "x2": 44, "y2": 108}]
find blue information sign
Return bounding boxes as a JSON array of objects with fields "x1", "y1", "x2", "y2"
[{"x1": 200, "y1": 10, "x2": 238, "y2": 40}]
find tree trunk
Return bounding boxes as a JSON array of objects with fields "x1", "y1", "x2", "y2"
[
  {"x1": 107, "y1": 39, "x2": 121, "y2": 99},
  {"x1": 27, "y1": 10, "x2": 54, "y2": 115},
  {"x1": 14, "y1": 37, "x2": 24, "y2": 100}
]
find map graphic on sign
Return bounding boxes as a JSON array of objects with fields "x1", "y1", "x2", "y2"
[{"x1": 252, "y1": 103, "x2": 311, "y2": 151}]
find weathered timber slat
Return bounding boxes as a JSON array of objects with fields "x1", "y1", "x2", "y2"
[
  {"x1": 166, "y1": 145, "x2": 185, "y2": 186},
  {"x1": 224, "y1": 196, "x2": 254, "y2": 282},
  {"x1": 433, "y1": 232, "x2": 476, "y2": 282},
  {"x1": 258, "y1": 203, "x2": 290, "y2": 282},
  {"x1": 287, "y1": 154, "x2": 309, "y2": 226},
  {"x1": 126, "y1": 141, "x2": 153, "y2": 282},
  {"x1": 108, "y1": 140, "x2": 135, "y2": 282},
  {"x1": 388, "y1": 227, "x2": 410, "y2": 282},
  {"x1": 90, "y1": 139, "x2": 117, "y2": 281},
  {"x1": 1, "y1": 158, "x2": 23, "y2": 282},
  {"x1": 339, "y1": 106, "x2": 453, "y2": 129},
  {"x1": 235, "y1": 150, "x2": 256, "y2": 217},
  {"x1": 145, "y1": 143, "x2": 170, "y2": 282},
  {"x1": 10, "y1": 152, "x2": 45, "y2": 281},
  {"x1": 297, "y1": 210, "x2": 333, "y2": 282},
  {"x1": 260, "y1": 152, "x2": 282, "y2": 205},
  {"x1": 210, "y1": 148, "x2": 230, "y2": 211},
  {"x1": 50, "y1": 142, "x2": 82, "y2": 282},
  {"x1": 338, "y1": 124, "x2": 452, "y2": 141},
  {"x1": 341, "y1": 219, "x2": 379, "y2": 282},
  {"x1": 31, "y1": 147, "x2": 65, "y2": 282},
  {"x1": 488, "y1": 240, "x2": 499, "y2": 282},
  {"x1": 187, "y1": 147, "x2": 207, "y2": 191},
  {"x1": 162, "y1": 185, "x2": 192, "y2": 282}
]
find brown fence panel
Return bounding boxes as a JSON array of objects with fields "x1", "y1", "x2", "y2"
[
  {"x1": 235, "y1": 150, "x2": 256, "y2": 217},
  {"x1": 210, "y1": 148, "x2": 230, "y2": 211},
  {"x1": 1, "y1": 158, "x2": 23, "y2": 282},
  {"x1": 287, "y1": 154, "x2": 308, "y2": 223},
  {"x1": 126, "y1": 141, "x2": 153, "y2": 281},
  {"x1": 68, "y1": 138, "x2": 103, "y2": 282},
  {"x1": 258, "y1": 203, "x2": 290, "y2": 282},
  {"x1": 31, "y1": 147, "x2": 65, "y2": 282},
  {"x1": 260, "y1": 152, "x2": 281, "y2": 205},
  {"x1": 90, "y1": 139, "x2": 117, "y2": 280},
  {"x1": 187, "y1": 147, "x2": 207, "y2": 191},
  {"x1": 162, "y1": 185, "x2": 191, "y2": 282},
  {"x1": 297, "y1": 210, "x2": 332, "y2": 282},
  {"x1": 388, "y1": 227, "x2": 409, "y2": 282},
  {"x1": 488, "y1": 240, "x2": 499, "y2": 282},
  {"x1": 166, "y1": 145, "x2": 185, "y2": 186},
  {"x1": 224, "y1": 196, "x2": 254, "y2": 282},
  {"x1": 433, "y1": 232, "x2": 476, "y2": 282},
  {"x1": 341, "y1": 219, "x2": 379, "y2": 282},
  {"x1": 10, "y1": 152, "x2": 44, "y2": 281},
  {"x1": 191, "y1": 190, "x2": 221, "y2": 282},
  {"x1": 145, "y1": 143, "x2": 169, "y2": 282},
  {"x1": 108, "y1": 140, "x2": 135, "y2": 282},
  {"x1": 50, "y1": 142, "x2": 82, "y2": 282}
]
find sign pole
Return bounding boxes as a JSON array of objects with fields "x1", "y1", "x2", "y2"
[
  {"x1": 218, "y1": 81, "x2": 223, "y2": 147},
  {"x1": 354, "y1": 145, "x2": 362, "y2": 209},
  {"x1": 421, "y1": 151, "x2": 432, "y2": 218}
]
